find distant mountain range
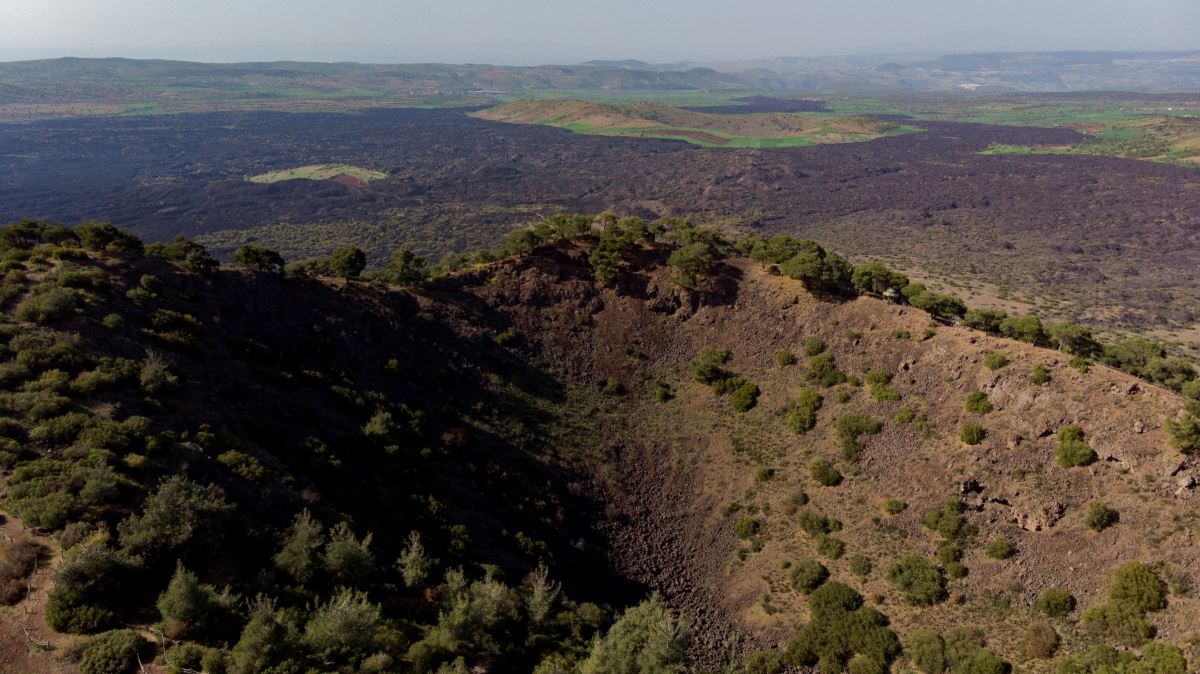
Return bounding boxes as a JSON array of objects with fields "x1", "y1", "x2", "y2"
[{"x1": 1, "y1": 51, "x2": 1199, "y2": 101}]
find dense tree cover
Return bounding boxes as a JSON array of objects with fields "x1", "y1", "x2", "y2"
[{"x1": 0, "y1": 220, "x2": 625, "y2": 673}]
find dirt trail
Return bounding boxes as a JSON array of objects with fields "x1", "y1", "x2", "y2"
[{"x1": 0, "y1": 512, "x2": 70, "y2": 674}]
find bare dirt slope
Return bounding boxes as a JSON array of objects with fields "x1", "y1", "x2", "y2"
[{"x1": 467, "y1": 246, "x2": 1199, "y2": 667}]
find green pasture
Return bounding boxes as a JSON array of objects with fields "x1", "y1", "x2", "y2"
[{"x1": 246, "y1": 164, "x2": 388, "y2": 184}]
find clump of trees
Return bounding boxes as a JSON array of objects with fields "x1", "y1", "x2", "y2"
[
  {"x1": 907, "y1": 628, "x2": 1007, "y2": 674},
  {"x1": 784, "y1": 581, "x2": 900, "y2": 674},
  {"x1": 888, "y1": 555, "x2": 946, "y2": 606}
]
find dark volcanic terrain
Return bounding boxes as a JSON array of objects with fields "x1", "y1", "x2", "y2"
[{"x1": 1, "y1": 107, "x2": 1198, "y2": 332}]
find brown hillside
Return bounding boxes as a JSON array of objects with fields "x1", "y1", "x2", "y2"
[{"x1": 462, "y1": 244, "x2": 1199, "y2": 667}]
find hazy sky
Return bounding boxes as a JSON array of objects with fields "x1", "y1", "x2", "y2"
[{"x1": 2, "y1": 0, "x2": 1198, "y2": 64}]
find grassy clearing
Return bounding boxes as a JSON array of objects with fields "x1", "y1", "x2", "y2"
[
  {"x1": 246, "y1": 163, "x2": 388, "y2": 184},
  {"x1": 475, "y1": 99, "x2": 914, "y2": 148}
]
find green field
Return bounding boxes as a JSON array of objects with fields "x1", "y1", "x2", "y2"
[{"x1": 246, "y1": 163, "x2": 388, "y2": 184}]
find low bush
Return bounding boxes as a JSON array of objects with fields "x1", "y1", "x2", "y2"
[
  {"x1": 789, "y1": 559, "x2": 829, "y2": 593},
  {"x1": 691, "y1": 347, "x2": 731, "y2": 384},
  {"x1": 1056, "y1": 424, "x2": 1096, "y2": 468},
  {"x1": 983, "y1": 353, "x2": 1008, "y2": 370},
  {"x1": 15, "y1": 287, "x2": 78, "y2": 323},
  {"x1": 1165, "y1": 413, "x2": 1200, "y2": 455},
  {"x1": 776, "y1": 350, "x2": 797, "y2": 367},
  {"x1": 960, "y1": 422, "x2": 986, "y2": 445},
  {"x1": 922, "y1": 499, "x2": 978, "y2": 543},
  {"x1": 0, "y1": 539, "x2": 41, "y2": 604},
  {"x1": 809, "y1": 459, "x2": 842, "y2": 487},
  {"x1": 807, "y1": 352, "x2": 847, "y2": 388},
  {"x1": 1036, "y1": 587, "x2": 1075, "y2": 617},
  {"x1": 883, "y1": 498, "x2": 906, "y2": 515},
  {"x1": 849, "y1": 554, "x2": 872, "y2": 579},
  {"x1": 888, "y1": 555, "x2": 946, "y2": 606},
  {"x1": 78, "y1": 629, "x2": 146, "y2": 674},
  {"x1": 729, "y1": 380, "x2": 760, "y2": 412},
  {"x1": 1029, "y1": 364, "x2": 1051, "y2": 385},
  {"x1": 815, "y1": 534, "x2": 845, "y2": 559},
  {"x1": 1022, "y1": 622, "x2": 1059, "y2": 658},
  {"x1": 786, "y1": 389, "x2": 823, "y2": 434},
  {"x1": 1083, "y1": 502, "x2": 1117, "y2": 532},
  {"x1": 733, "y1": 516, "x2": 761, "y2": 539},
  {"x1": 985, "y1": 538, "x2": 1013, "y2": 560},
  {"x1": 964, "y1": 391, "x2": 992, "y2": 415},
  {"x1": 803, "y1": 337, "x2": 826, "y2": 357},
  {"x1": 835, "y1": 413, "x2": 882, "y2": 462},
  {"x1": 1108, "y1": 562, "x2": 1166, "y2": 612}
]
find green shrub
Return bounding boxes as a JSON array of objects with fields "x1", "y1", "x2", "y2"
[
  {"x1": 156, "y1": 562, "x2": 239, "y2": 641},
  {"x1": 797, "y1": 510, "x2": 840, "y2": 536},
  {"x1": 743, "y1": 650, "x2": 783, "y2": 674},
  {"x1": 964, "y1": 391, "x2": 992, "y2": 414},
  {"x1": 667, "y1": 242, "x2": 716, "y2": 289},
  {"x1": 233, "y1": 244, "x2": 285, "y2": 272},
  {"x1": 907, "y1": 630, "x2": 945, "y2": 674},
  {"x1": 730, "y1": 380, "x2": 760, "y2": 412},
  {"x1": 786, "y1": 389, "x2": 823, "y2": 434},
  {"x1": 807, "y1": 352, "x2": 847, "y2": 388},
  {"x1": 835, "y1": 413, "x2": 882, "y2": 462},
  {"x1": 809, "y1": 458, "x2": 842, "y2": 487},
  {"x1": 1069, "y1": 356, "x2": 1090, "y2": 373},
  {"x1": 803, "y1": 337, "x2": 827, "y2": 357},
  {"x1": 1083, "y1": 502, "x2": 1117, "y2": 532},
  {"x1": 776, "y1": 349, "x2": 797, "y2": 367},
  {"x1": 15, "y1": 287, "x2": 78, "y2": 323},
  {"x1": 893, "y1": 406, "x2": 915, "y2": 423},
  {"x1": 1081, "y1": 602, "x2": 1153, "y2": 647},
  {"x1": 887, "y1": 555, "x2": 945, "y2": 606},
  {"x1": 985, "y1": 538, "x2": 1013, "y2": 560},
  {"x1": 983, "y1": 353, "x2": 1008, "y2": 370},
  {"x1": 1036, "y1": 587, "x2": 1075, "y2": 617},
  {"x1": 322, "y1": 521, "x2": 375, "y2": 585},
  {"x1": 691, "y1": 347, "x2": 731, "y2": 384},
  {"x1": 216, "y1": 450, "x2": 266, "y2": 482},
  {"x1": 1056, "y1": 424, "x2": 1096, "y2": 467},
  {"x1": 815, "y1": 534, "x2": 845, "y2": 559},
  {"x1": 783, "y1": 582, "x2": 900, "y2": 674},
  {"x1": 302, "y1": 587, "x2": 383, "y2": 661},
  {"x1": 790, "y1": 559, "x2": 829, "y2": 593},
  {"x1": 78, "y1": 629, "x2": 147, "y2": 674},
  {"x1": 1029, "y1": 364, "x2": 1051, "y2": 385},
  {"x1": 1108, "y1": 562, "x2": 1166, "y2": 612},
  {"x1": 577, "y1": 595, "x2": 691, "y2": 674},
  {"x1": 883, "y1": 498, "x2": 906, "y2": 515},
  {"x1": 734, "y1": 516, "x2": 761, "y2": 539},
  {"x1": 953, "y1": 648, "x2": 1006, "y2": 674},
  {"x1": 922, "y1": 499, "x2": 978, "y2": 543},
  {"x1": 1165, "y1": 413, "x2": 1200, "y2": 455},
  {"x1": 1136, "y1": 642, "x2": 1188, "y2": 674},
  {"x1": 494, "y1": 326, "x2": 519, "y2": 346},
  {"x1": 849, "y1": 554, "x2": 872, "y2": 579},
  {"x1": 960, "y1": 422, "x2": 986, "y2": 445}
]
